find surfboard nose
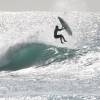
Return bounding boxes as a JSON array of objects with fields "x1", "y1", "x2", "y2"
[{"x1": 58, "y1": 16, "x2": 72, "y2": 36}]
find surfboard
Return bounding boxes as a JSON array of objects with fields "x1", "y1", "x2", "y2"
[{"x1": 58, "y1": 16, "x2": 72, "y2": 36}]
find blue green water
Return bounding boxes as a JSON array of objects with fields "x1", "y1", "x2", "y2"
[{"x1": 0, "y1": 43, "x2": 77, "y2": 71}]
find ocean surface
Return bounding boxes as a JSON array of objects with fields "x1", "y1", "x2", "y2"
[{"x1": 0, "y1": 11, "x2": 100, "y2": 99}]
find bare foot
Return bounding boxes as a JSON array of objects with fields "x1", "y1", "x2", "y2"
[{"x1": 64, "y1": 40, "x2": 67, "y2": 42}]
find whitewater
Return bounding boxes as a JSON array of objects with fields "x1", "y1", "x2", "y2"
[{"x1": 0, "y1": 11, "x2": 100, "y2": 100}]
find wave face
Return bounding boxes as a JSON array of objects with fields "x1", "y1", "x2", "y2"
[
  {"x1": 0, "y1": 43, "x2": 76, "y2": 71},
  {"x1": 0, "y1": 11, "x2": 100, "y2": 98}
]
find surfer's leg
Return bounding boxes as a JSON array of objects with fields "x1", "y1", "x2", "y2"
[
  {"x1": 59, "y1": 35, "x2": 64, "y2": 43},
  {"x1": 55, "y1": 35, "x2": 64, "y2": 43},
  {"x1": 60, "y1": 37, "x2": 63, "y2": 44},
  {"x1": 61, "y1": 35, "x2": 67, "y2": 42}
]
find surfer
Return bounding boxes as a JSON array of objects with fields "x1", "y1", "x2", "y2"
[{"x1": 54, "y1": 25, "x2": 67, "y2": 44}]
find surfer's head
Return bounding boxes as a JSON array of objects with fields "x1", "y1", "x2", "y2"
[{"x1": 56, "y1": 25, "x2": 58, "y2": 29}]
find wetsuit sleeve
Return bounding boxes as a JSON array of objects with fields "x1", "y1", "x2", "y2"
[{"x1": 58, "y1": 27, "x2": 64, "y2": 31}]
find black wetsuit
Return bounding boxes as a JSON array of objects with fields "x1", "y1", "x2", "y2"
[{"x1": 54, "y1": 26, "x2": 67, "y2": 43}]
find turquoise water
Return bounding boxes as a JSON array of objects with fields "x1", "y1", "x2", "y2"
[{"x1": 0, "y1": 43, "x2": 76, "y2": 71}]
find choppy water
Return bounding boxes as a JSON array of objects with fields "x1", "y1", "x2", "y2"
[{"x1": 0, "y1": 11, "x2": 100, "y2": 99}]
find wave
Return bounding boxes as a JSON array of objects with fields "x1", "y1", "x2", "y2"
[
  {"x1": 0, "y1": 43, "x2": 77, "y2": 71},
  {"x1": 0, "y1": 11, "x2": 99, "y2": 72},
  {"x1": 0, "y1": 12, "x2": 100, "y2": 97}
]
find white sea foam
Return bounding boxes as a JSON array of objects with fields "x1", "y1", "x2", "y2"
[{"x1": 0, "y1": 11, "x2": 100, "y2": 97}]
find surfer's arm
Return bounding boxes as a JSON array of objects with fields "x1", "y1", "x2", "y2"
[{"x1": 58, "y1": 27, "x2": 64, "y2": 31}]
